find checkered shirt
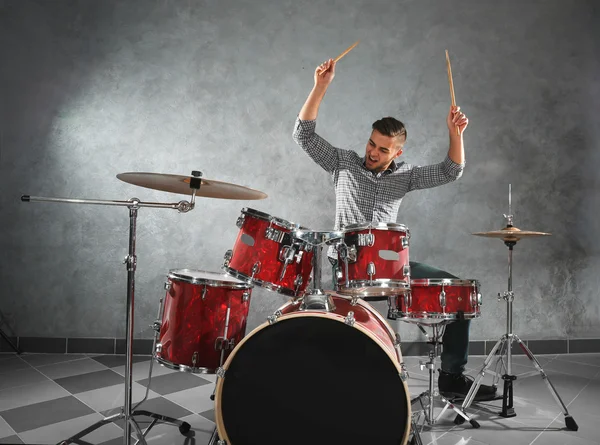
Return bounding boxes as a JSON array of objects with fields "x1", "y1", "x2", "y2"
[{"x1": 292, "y1": 117, "x2": 465, "y2": 256}]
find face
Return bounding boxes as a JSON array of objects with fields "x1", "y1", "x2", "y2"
[{"x1": 364, "y1": 130, "x2": 404, "y2": 172}]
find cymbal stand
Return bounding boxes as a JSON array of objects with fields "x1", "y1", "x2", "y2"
[
  {"x1": 22, "y1": 171, "x2": 202, "y2": 445},
  {"x1": 456, "y1": 187, "x2": 578, "y2": 431}
]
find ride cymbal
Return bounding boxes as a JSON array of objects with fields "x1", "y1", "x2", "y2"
[
  {"x1": 472, "y1": 226, "x2": 551, "y2": 242},
  {"x1": 116, "y1": 172, "x2": 267, "y2": 200}
]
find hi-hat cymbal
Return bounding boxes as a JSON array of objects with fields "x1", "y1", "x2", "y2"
[
  {"x1": 472, "y1": 226, "x2": 551, "y2": 242},
  {"x1": 117, "y1": 172, "x2": 267, "y2": 200}
]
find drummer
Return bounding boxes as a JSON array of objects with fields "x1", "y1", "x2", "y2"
[{"x1": 292, "y1": 58, "x2": 496, "y2": 401}]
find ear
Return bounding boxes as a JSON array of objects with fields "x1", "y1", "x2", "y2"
[{"x1": 394, "y1": 148, "x2": 403, "y2": 158}]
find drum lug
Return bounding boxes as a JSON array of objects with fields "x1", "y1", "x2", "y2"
[
  {"x1": 294, "y1": 274, "x2": 303, "y2": 295},
  {"x1": 267, "y1": 310, "x2": 282, "y2": 324},
  {"x1": 471, "y1": 289, "x2": 482, "y2": 307},
  {"x1": 404, "y1": 291, "x2": 412, "y2": 309},
  {"x1": 201, "y1": 285, "x2": 208, "y2": 300},
  {"x1": 439, "y1": 287, "x2": 447, "y2": 310},
  {"x1": 163, "y1": 281, "x2": 171, "y2": 291},
  {"x1": 223, "y1": 249, "x2": 233, "y2": 267},
  {"x1": 367, "y1": 262, "x2": 376, "y2": 284},
  {"x1": 265, "y1": 226, "x2": 285, "y2": 243},
  {"x1": 215, "y1": 337, "x2": 236, "y2": 351},
  {"x1": 357, "y1": 233, "x2": 375, "y2": 247},
  {"x1": 192, "y1": 352, "x2": 199, "y2": 367},
  {"x1": 251, "y1": 261, "x2": 261, "y2": 279},
  {"x1": 401, "y1": 236, "x2": 410, "y2": 249},
  {"x1": 344, "y1": 311, "x2": 356, "y2": 326},
  {"x1": 403, "y1": 264, "x2": 411, "y2": 277},
  {"x1": 236, "y1": 214, "x2": 245, "y2": 228},
  {"x1": 243, "y1": 291, "x2": 250, "y2": 302},
  {"x1": 155, "y1": 343, "x2": 162, "y2": 353}
]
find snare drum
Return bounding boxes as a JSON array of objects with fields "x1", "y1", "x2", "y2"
[
  {"x1": 214, "y1": 294, "x2": 411, "y2": 445},
  {"x1": 223, "y1": 208, "x2": 314, "y2": 296},
  {"x1": 336, "y1": 222, "x2": 410, "y2": 298},
  {"x1": 389, "y1": 279, "x2": 482, "y2": 324},
  {"x1": 154, "y1": 269, "x2": 252, "y2": 373}
]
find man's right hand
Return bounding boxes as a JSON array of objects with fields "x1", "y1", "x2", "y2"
[{"x1": 314, "y1": 58, "x2": 336, "y2": 88}]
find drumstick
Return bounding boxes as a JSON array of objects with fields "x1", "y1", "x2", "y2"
[
  {"x1": 318, "y1": 41, "x2": 359, "y2": 76},
  {"x1": 445, "y1": 50, "x2": 460, "y2": 136}
]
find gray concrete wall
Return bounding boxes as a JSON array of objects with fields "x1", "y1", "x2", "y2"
[{"x1": 1, "y1": 0, "x2": 598, "y2": 343}]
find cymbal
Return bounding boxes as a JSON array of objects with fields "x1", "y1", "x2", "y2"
[
  {"x1": 117, "y1": 172, "x2": 268, "y2": 200},
  {"x1": 472, "y1": 226, "x2": 551, "y2": 242}
]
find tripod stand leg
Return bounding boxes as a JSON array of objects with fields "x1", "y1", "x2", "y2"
[
  {"x1": 461, "y1": 335, "x2": 506, "y2": 412},
  {"x1": 0, "y1": 327, "x2": 21, "y2": 354},
  {"x1": 132, "y1": 410, "x2": 191, "y2": 435},
  {"x1": 514, "y1": 335, "x2": 578, "y2": 431}
]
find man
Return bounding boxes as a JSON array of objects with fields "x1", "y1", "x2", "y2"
[{"x1": 292, "y1": 58, "x2": 496, "y2": 401}]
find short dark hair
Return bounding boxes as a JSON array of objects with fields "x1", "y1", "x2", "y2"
[{"x1": 372, "y1": 117, "x2": 407, "y2": 141}]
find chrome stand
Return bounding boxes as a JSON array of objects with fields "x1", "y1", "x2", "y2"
[
  {"x1": 23, "y1": 171, "x2": 202, "y2": 445},
  {"x1": 457, "y1": 190, "x2": 578, "y2": 431},
  {"x1": 411, "y1": 323, "x2": 479, "y2": 429},
  {"x1": 0, "y1": 319, "x2": 21, "y2": 354}
]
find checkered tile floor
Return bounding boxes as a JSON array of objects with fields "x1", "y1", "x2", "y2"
[{"x1": 1, "y1": 352, "x2": 599, "y2": 444}]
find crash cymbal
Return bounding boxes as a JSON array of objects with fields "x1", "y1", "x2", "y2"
[
  {"x1": 117, "y1": 172, "x2": 267, "y2": 200},
  {"x1": 472, "y1": 226, "x2": 551, "y2": 242}
]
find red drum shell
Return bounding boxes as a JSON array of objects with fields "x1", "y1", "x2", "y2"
[
  {"x1": 225, "y1": 208, "x2": 313, "y2": 296},
  {"x1": 155, "y1": 269, "x2": 252, "y2": 373},
  {"x1": 337, "y1": 223, "x2": 410, "y2": 297},
  {"x1": 392, "y1": 279, "x2": 481, "y2": 324}
]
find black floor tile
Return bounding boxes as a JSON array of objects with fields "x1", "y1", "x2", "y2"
[
  {"x1": 0, "y1": 396, "x2": 95, "y2": 433},
  {"x1": 0, "y1": 435, "x2": 24, "y2": 444},
  {"x1": 90, "y1": 355, "x2": 151, "y2": 368},
  {"x1": 54, "y1": 369, "x2": 124, "y2": 394}
]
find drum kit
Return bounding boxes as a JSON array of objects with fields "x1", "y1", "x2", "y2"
[{"x1": 21, "y1": 175, "x2": 578, "y2": 445}]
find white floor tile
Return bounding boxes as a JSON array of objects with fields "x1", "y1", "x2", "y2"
[
  {"x1": 75, "y1": 382, "x2": 161, "y2": 412},
  {"x1": 36, "y1": 358, "x2": 108, "y2": 380},
  {"x1": 0, "y1": 380, "x2": 70, "y2": 412}
]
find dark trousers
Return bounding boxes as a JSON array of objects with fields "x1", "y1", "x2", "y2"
[{"x1": 332, "y1": 260, "x2": 470, "y2": 375}]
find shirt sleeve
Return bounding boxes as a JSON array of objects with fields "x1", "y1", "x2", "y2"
[
  {"x1": 292, "y1": 117, "x2": 342, "y2": 173},
  {"x1": 407, "y1": 155, "x2": 465, "y2": 191}
]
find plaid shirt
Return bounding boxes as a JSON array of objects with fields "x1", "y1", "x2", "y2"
[{"x1": 292, "y1": 117, "x2": 464, "y2": 255}]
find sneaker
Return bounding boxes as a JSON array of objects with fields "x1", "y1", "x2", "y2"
[{"x1": 438, "y1": 370, "x2": 497, "y2": 401}]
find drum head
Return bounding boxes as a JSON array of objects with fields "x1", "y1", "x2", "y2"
[
  {"x1": 216, "y1": 315, "x2": 410, "y2": 445},
  {"x1": 168, "y1": 269, "x2": 249, "y2": 288}
]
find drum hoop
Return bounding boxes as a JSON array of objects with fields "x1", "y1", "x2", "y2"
[
  {"x1": 342, "y1": 222, "x2": 409, "y2": 233},
  {"x1": 242, "y1": 207, "x2": 300, "y2": 231},
  {"x1": 214, "y1": 310, "x2": 411, "y2": 445},
  {"x1": 168, "y1": 269, "x2": 251, "y2": 289},
  {"x1": 410, "y1": 278, "x2": 480, "y2": 287},
  {"x1": 222, "y1": 267, "x2": 299, "y2": 297}
]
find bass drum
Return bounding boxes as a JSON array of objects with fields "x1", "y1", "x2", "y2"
[{"x1": 214, "y1": 295, "x2": 411, "y2": 445}]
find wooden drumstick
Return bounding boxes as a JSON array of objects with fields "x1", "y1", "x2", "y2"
[
  {"x1": 318, "y1": 41, "x2": 359, "y2": 76},
  {"x1": 445, "y1": 50, "x2": 460, "y2": 136}
]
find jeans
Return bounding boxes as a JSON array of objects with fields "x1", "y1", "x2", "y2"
[{"x1": 331, "y1": 259, "x2": 470, "y2": 375}]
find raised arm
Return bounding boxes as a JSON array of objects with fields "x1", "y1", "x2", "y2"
[
  {"x1": 447, "y1": 105, "x2": 468, "y2": 164},
  {"x1": 293, "y1": 59, "x2": 343, "y2": 173},
  {"x1": 299, "y1": 58, "x2": 336, "y2": 120},
  {"x1": 407, "y1": 105, "x2": 468, "y2": 191}
]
